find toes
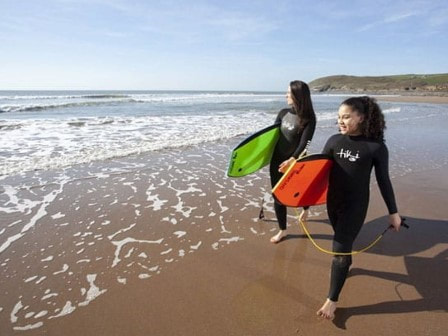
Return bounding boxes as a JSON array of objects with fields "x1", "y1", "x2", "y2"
[{"x1": 270, "y1": 236, "x2": 281, "y2": 244}]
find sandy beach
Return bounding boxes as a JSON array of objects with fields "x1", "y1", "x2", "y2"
[
  {"x1": 374, "y1": 94, "x2": 448, "y2": 104},
  {"x1": 1, "y1": 133, "x2": 447, "y2": 335}
]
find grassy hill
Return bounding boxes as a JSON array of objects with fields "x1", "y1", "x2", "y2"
[{"x1": 309, "y1": 73, "x2": 448, "y2": 93}]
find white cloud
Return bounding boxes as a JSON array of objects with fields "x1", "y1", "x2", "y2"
[
  {"x1": 358, "y1": 11, "x2": 418, "y2": 32},
  {"x1": 384, "y1": 12, "x2": 418, "y2": 23}
]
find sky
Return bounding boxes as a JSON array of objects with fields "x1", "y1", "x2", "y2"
[{"x1": 0, "y1": 0, "x2": 447, "y2": 91}]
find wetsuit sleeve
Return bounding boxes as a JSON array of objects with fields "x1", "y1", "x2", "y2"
[
  {"x1": 292, "y1": 117, "x2": 316, "y2": 159},
  {"x1": 322, "y1": 134, "x2": 337, "y2": 156},
  {"x1": 373, "y1": 143, "x2": 398, "y2": 214},
  {"x1": 275, "y1": 109, "x2": 288, "y2": 124}
]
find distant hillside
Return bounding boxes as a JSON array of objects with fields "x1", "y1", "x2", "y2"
[{"x1": 309, "y1": 73, "x2": 448, "y2": 93}]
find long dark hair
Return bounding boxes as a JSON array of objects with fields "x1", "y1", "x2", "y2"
[
  {"x1": 341, "y1": 96, "x2": 386, "y2": 141},
  {"x1": 290, "y1": 80, "x2": 316, "y2": 129}
]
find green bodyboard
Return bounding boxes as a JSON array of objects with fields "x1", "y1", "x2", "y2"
[{"x1": 227, "y1": 124, "x2": 280, "y2": 177}]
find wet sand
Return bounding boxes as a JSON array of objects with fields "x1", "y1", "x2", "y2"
[
  {"x1": 1, "y1": 136, "x2": 447, "y2": 335},
  {"x1": 374, "y1": 95, "x2": 448, "y2": 104}
]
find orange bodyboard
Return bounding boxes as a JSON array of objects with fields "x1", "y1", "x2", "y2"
[{"x1": 272, "y1": 154, "x2": 333, "y2": 207}]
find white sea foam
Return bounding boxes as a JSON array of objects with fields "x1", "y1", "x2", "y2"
[
  {"x1": 160, "y1": 248, "x2": 172, "y2": 255},
  {"x1": 51, "y1": 212, "x2": 65, "y2": 219},
  {"x1": 220, "y1": 236, "x2": 244, "y2": 244},
  {"x1": 35, "y1": 276, "x2": 46, "y2": 285},
  {"x1": 0, "y1": 111, "x2": 274, "y2": 176},
  {"x1": 171, "y1": 200, "x2": 196, "y2": 218},
  {"x1": 48, "y1": 301, "x2": 76, "y2": 319},
  {"x1": 10, "y1": 300, "x2": 23, "y2": 323},
  {"x1": 41, "y1": 255, "x2": 54, "y2": 262},
  {"x1": 169, "y1": 184, "x2": 203, "y2": 197},
  {"x1": 34, "y1": 310, "x2": 48, "y2": 318},
  {"x1": 0, "y1": 178, "x2": 68, "y2": 254},
  {"x1": 383, "y1": 107, "x2": 401, "y2": 114},
  {"x1": 78, "y1": 274, "x2": 107, "y2": 307},
  {"x1": 190, "y1": 241, "x2": 202, "y2": 250},
  {"x1": 117, "y1": 277, "x2": 127, "y2": 284},
  {"x1": 24, "y1": 276, "x2": 38, "y2": 283},
  {"x1": 13, "y1": 322, "x2": 44, "y2": 331},
  {"x1": 173, "y1": 231, "x2": 187, "y2": 238},
  {"x1": 107, "y1": 223, "x2": 137, "y2": 240},
  {"x1": 111, "y1": 237, "x2": 164, "y2": 267},
  {"x1": 146, "y1": 189, "x2": 168, "y2": 211},
  {"x1": 41, "y1": 293, "x2": 58, "y2": 300}
]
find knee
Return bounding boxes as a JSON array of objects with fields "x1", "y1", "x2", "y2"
[
  {"x1": 274, "y1": 198, "x2": 285, "y2": 209},
  {"x1": 332, "y1": 255, "x2": 352, "y2": 269}
]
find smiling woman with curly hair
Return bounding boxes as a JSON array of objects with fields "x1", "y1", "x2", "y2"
[{"x1": 317, "y1": 96, "x2": 402, "y2": 319}]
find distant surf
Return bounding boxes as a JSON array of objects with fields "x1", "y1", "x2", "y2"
[{"x1": 1, "y1": 90, "x2": 446, "y2": 176}]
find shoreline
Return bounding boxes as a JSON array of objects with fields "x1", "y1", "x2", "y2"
[
  {"x1": 374, "y1": 95, "x2": 448, "y2": 104},
  {"x1": 311, "y1": 90, "x2": 448, "y2": 104}
]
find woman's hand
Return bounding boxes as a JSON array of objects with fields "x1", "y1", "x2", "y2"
[
  {"x1": 278, "y1": 157, "x2": 296, "y2": 173},
  {"x1": 388, "y1": 213, "x2": 402, "y2": 232}
]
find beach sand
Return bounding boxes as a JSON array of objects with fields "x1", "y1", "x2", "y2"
[
  {"x1": 374, "y1": 94, "x2": 448, "y2": 104},
  {"x1": 1, "y1": 134, "x2": 447, "y2": 336}
]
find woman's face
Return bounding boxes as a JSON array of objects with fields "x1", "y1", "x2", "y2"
[
  {"x1": 286, "y1": 86, "x2": 294, "y2": 106},
  {"x1": 337, "y1": 104, "x2": 363, "y2": 135}
]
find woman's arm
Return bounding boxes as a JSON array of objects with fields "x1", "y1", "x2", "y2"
[
  {"x1": 292, "y1": 117, "x2": 316, "y2": 158},
  {"x1": 275, "y1": 109, "x2": 288, "y2": 124},
  {"x1": 373, "y1": 143, "x2": 398, "y2": 215}
]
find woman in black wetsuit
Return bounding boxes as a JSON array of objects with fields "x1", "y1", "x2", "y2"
[
  {"x1": 269, "y1": 81, "x2": 316, "y2": 243},
  {"x1": 317, "y1": 96, "x2": 402, "y2": 319}
]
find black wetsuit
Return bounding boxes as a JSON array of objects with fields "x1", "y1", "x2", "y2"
[
  {"x1": 270, "y1": 108, "x2": 316, "y2": 230},
  {"x1": 322, "y1": 134, "x2": 398, "y2": 301}
]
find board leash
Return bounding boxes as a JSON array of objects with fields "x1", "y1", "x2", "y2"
[
  {"x1": 262, "y1": 147, "x2": 409, "y2": 255},
  {"x1": 293, "y1": 208, "x2": 409, "y2": 255},
  {"x1": 258, "y1": 201, "x2": 409, "y2": 255}
]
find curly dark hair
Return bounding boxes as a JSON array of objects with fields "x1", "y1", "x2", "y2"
[
  {"x1": 341, "y1": 96, "x2": 386, "y2": 141},
  {"x1": 289, "y1": 80, "x2": 316, "y2": 130}
]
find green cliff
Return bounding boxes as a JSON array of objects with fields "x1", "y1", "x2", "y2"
[{"x1": 309, "y1": 73, "x2": 448, "y2": 93}]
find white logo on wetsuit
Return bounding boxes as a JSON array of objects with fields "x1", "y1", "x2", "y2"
[
  {"x1": 282, "y1": 120, "x2": 295, "y2": 131},
  {"x1": 337, "y1": 148, "x2": 360, "y2": 162}
]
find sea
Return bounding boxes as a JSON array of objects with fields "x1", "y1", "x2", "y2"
[{"x1": 1, "y1": 90, "x2": 448, "y2": 178}]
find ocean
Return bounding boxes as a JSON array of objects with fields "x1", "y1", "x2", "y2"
[{"x1": 2, "y1": 90, "x2": 447, "y2": 178}]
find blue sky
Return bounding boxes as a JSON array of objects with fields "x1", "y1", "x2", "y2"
[{"x1": 1, "y1": 0, "x2": 447, "y2": 90}]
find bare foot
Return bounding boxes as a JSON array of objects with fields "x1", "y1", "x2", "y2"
[
  {"x1": 270, "y1": 230, "x2": 286, "y2": 244},
  {"x1": 299, "y1": 208, "x2": 308, "y2": 222},
  {"x1": 316, "y1": 299, "x2": 337, "y2": 319}
]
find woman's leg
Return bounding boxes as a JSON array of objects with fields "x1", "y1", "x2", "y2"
[
  {"x1": 328, "y1": 240, "x2": 353, "y2": 301},
  {"x1": 270, "y1": 159, "x2": 287, "y2": 243},
  {"x1": 270, "y1": 199, "x2": 287, "y2": 243},
  {"x1": 317, "y1": 203, "x2": 366, "y2": 319},
  {"x1": 299, "y1": 206, "x2": 309, "y2": 222}
]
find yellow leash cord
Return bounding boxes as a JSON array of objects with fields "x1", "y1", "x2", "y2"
[
  {"x1": 293, "y1": 208, "x2": 408, "y2": 256},
  {"x1": 266, "y1": 151, "x2": 408, "y2": 256}
]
